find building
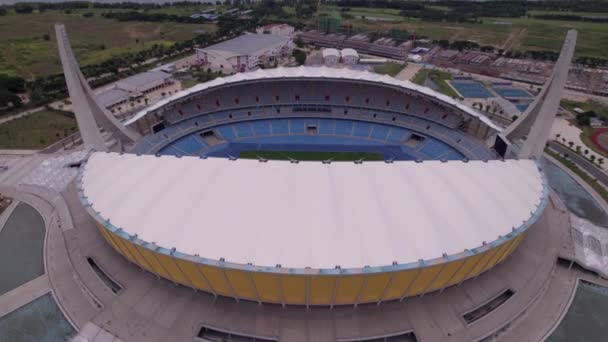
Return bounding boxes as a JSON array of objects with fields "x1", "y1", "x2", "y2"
[
  {"x1": 340, "y1": 48, "x2": 359, "y2": 65},
  {"x1": 95, "y1": 71, "x2": 177, "y2": 118},
  {"x1": 13, "y1": 27, "x2": 588, "y2": 342},
  {"x1": 196, "y1": 34, "x2": 294, "y2": 73},
  {"x1": 256, "y1": 23, "x2": 295, "y2": 37},
  {"x1": 86, "y1": 67, "x2": 542, "y2": 309},
  {"x1": 322, "y1": 48, "x2": 340, "y2": 66}
]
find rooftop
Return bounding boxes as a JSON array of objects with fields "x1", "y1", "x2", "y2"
[
  {"x1": 117, "y1": 71, "x2": 171, "y2": 89},
  {"x1": 81, "y1": 153, "x2": 546, "y2": 270},
  {"x1": 96, "y1": 88, "x2": 130, "y2": 108},
  {"x1": 201, "y1": 33, "x2": 290, "y2": 57},
  {"x1": 322, "y1": 48, "x2": 340, "y2": 58}
]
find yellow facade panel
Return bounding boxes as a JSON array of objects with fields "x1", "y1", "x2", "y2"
[
  {"x1": 482, "y1": 240, "x2": 514, "y2": 273},
  {"x1": 446, "y1": 254, "x2": 483, "y2": 286},
  {"x1": 100, "y1": 228, "x2": 130, "y2": 261},
  {"x1": 97, "y1": 226, "x2": 125, "y2": 258},
  {"x1": 497, "y1": 234, "x2": 525, "y2": 265},
  {"x1": 281, "y1": 275, "x2": 306, "y2": 305},
  {"x1": 135, "y1": 244, "x2": 171, "y2": 279},
  {"x1": 174, "y1": 258, "x2": 211, "y2": 291},
  {"x1": 224, "y1": 269, "x2": 257, "y2": 300},
  {"x1": 334, "y1": 275, "x2": 364, "y2": 305},
  {"x1": 404, "y1": 265, "x2": 443, "y2": 297},
  {"x1": 466, "y1": 248, "x2": 498, "y2": 279},
  {"x1": 427, "y1": 260, "x2": 465, "y2": 292},
  {"x1": 199, "y1": 265, "x2": 233, "y2": 297},
  {"x1": 382, "y1": 269, "x2": 418, "y2": 301},
  {"x1": 154, "y1": 251, "x2": 189, "y2": 286},
  {"x1": 121, "y1": 239, "x2": 154, "y2": 272},
  {"x1": 252, "y1": 273, "x2": 281, "y2": 303},
  {"x1": 309, "y1": 276, "x2": 336, "y2": 305},
  {"x1": 358, "y1": 273, "x2": 391, "y2": 304},
  {"x1": 110, "y1": 235, "x2": 138, "y2": 264}
]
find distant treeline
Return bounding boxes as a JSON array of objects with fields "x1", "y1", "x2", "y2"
[
  {"x1": 334, "y1": 0, "x2": 608, "y2": 23},
  {"x1": 533, "y1": 14, "x2": 608, "y2": 23},
  {"x1": 102, "y1": 11, "x2": 209, "y2": 24}
]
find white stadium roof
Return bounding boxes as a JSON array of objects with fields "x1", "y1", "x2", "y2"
[
  {"x1": 125, "y1": 66, "x2": 501, "y2": 131},
  {"x1": 81, "y1": 152, "x2": 545, "y2": 270}
]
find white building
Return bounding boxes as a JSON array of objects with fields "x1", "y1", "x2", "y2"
[
  {"x1": 196, "y1": 34, "x2": 294, "y2": 73},
  {"x1": 256, "y1": 23, "x2": 295, "y2": 37},
  {"x1": 96, "y1": 71, "x2": 178, "y2": 118},
  {"x1": 115, "y1": 71, "x2": 173, "y2": 94},
  {"x1": 322, "y1": 48, "x2": 340, "y2": 67},
  {"x1": 341, "y1": 48, "x2": 359, "y2": 65}
]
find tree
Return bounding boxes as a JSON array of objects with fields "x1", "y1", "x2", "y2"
[
  {"x1": 576, "y1": 145, "x2": 581, "y2": 153},
  {"x1": 294, "y1": 37, "x2": 304, "y2": 49},
  {"x1": 599, "y1": 158, "x2": 604, "y2": 166},
  {"x1": 568, "y1": 141, "x2": 574, "y2": 148},
  {"x1": 292, "y1": 49, "x2": 306, "y2": 66},
  {"x1": 591, "y1": 155, "x2": 596, "y2": 163},
  {"x1": 584, "y1": 149, "x2": 589, "y2": 155},
  {"x1": 43, "y1": 34, "x2": 51, "y2": 41}
]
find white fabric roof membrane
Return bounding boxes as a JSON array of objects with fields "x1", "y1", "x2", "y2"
[
  {"x1": 82, "y1": 152, "x2": 544, "y2": 269},
  {"x1": 125, "y1": 66, "x2": 501, "y2": 131}
]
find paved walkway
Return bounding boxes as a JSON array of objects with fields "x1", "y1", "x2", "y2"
[
  {"x1": 395, "y1": 63, "x2": 422, "y2": 81},
  {"x1": 0, "y1": 200, "x2": 19, "y2": 234},
  {"x1": 0, "y1": 275, "x2": 50, "y2": 317},
  {"x1": 0, "y1": 106, "x2": 44, "y2": 126},
  {"x1": 551, "y1": 117, "x2": 605, "y2": 170}
]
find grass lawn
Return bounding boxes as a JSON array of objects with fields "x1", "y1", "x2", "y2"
[
  {"x1": 318, "y1": 5, "x2": 608, "y2": 58},
  {"x1": 561, "y1": 99, "x2": 608, "y2": 120},
  {"x1": 0, "y1": 110, "x2": 77, "y2": 149},
  {"x1": 239, "y1": 150, "x2": 384, "y2": 161},
  {"x1": 0, "y1": 10, "x2": 215, "y2": 78},
  {"x1": 373, "y1": 62, "x2": 405, "y2": 76},
  {"x1": 412, "y1": 68, "x2": 459, "y2": 98}
]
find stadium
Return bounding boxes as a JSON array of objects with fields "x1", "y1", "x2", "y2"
[{"x1": 76, "y1": 66, "x2": 548, "y2": 307}]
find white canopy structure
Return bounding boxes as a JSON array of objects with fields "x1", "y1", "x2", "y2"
[
  {"x1": 125, "y1": 66, "x2": 501, "y2": 131},
  {"x1": 81, "y1": 152, "x2": 546, "y2": 270}
]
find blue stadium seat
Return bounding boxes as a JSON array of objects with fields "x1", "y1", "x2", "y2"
[
  {"x1": 290, "y1": 119, "x2": 306, "y2": 134},
  {"x1": 217, "y1": 126, "x2": 236, "y2": 140},
  {"x1": 234, "y1": 122, "x2": 254, "y2": 138},
  {"x1": 252, "y1": 120, "x2": 271, "y2": 136},
  {"x1": 353, "y1": 122, "x2": 371, "y2": 138},
  {"x1": 318, "y1": 119, "x2": 334, "y2": 135},
  {"x1": 271, "y1": 119, "x2": 289, "y2": 134},
  {"x1": 418, "y1": 140, "x2": 451, "y2": 159},
  {"x1": 171, "y1": 135, "x2": 206, "y2": 154},
  {"x1": 386, "y1": 127, "x2": 408, "y2": 143},
  {"x1": 334, "y1": 120, "x2": 353, "y2": 136},
  {"x1": 369, "y1": 124, "x2": 390, "y2": 141}
]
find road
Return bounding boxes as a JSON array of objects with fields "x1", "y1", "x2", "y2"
[{"x1": 548, "y1": 141, "x2": 608, "y2": 186}]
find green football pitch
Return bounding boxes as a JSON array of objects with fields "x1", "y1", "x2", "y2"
[{"x1": 238, "y1": 151, "x2": 384, "y2": 161}]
